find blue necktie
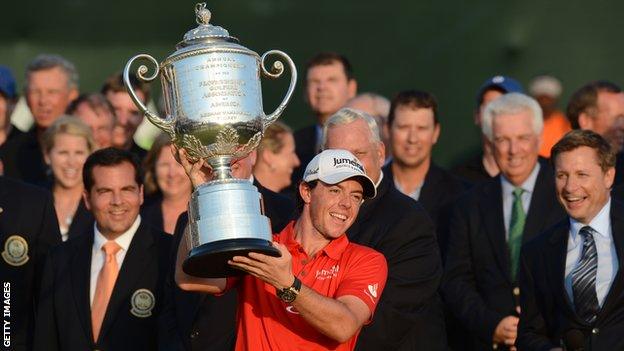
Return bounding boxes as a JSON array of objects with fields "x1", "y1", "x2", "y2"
[{"x1": 571, "y1": 226, "x2": 599, "y2": 323}]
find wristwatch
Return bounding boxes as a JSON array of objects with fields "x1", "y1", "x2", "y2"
[{"x1": 276, "y1": 276, "x2": 302, "y2": 303}]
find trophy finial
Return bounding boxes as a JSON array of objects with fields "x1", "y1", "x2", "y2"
[{"x1": 195, "y1": 3, "x2": 211, "y2": 25}]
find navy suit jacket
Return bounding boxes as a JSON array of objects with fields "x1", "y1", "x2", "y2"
[
  {"x1": 0, "y1": 177, "x2": 60, "y2": 351},
  {"x1": 382, "y1": 161, "x2": 467, "y2": 258},
  {"x1": 34, "y1": 221, "x2": 172, "y2": 351},
  {"x1": 348, "y1": 175, "x2": 447, "y2": 351},
  {"x1": 517, "y1": 199, "x2": 624, "y2": 350},
  {"x1": 442, "y1": 161, "x2": 566, "y2": 350}
]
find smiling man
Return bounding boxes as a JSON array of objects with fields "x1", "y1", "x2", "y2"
[
  {"x1": 443, "y1": 93, "x2": 565, "y2": 350},
  {"x1": 175, "y1": 149, "x2": 387, "y2": 350},
  {"x1": 34, "y1": 148, "x2": 171, "y2": 351},
  {"x1": 518, "y1": 130, "x2": 624, "y2": 350},
  {"x1": 382, "y1": 90, "x2": 465, "y2": 256},
  {"x1": 0, "y1": 54, "x2": 79, "y2": 184},
  {"x1": 322, "y1": 108, "x2": 446, "y2": 350},
  {"x1": 291, "y1": 53, "x2": 358, "y2": 188}
]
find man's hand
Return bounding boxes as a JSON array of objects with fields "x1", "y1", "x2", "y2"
[
  {"x1": 171, "y1": 146, "x2": 214, "y2": 188},
  {"x1": 228, "y1": 242, "x2": 294, "y2": 289},
  {"x1": 493, "y1": 315, "x2": 519, "y2": 349}
]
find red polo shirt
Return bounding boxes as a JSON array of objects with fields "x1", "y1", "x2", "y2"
[{"x1": 225, "y1": 221, "x2": 388, "y2": 351}]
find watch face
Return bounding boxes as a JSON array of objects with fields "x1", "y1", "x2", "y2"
[{"x1": 278, "y1": 289, "x2": 297, "y2": 303}]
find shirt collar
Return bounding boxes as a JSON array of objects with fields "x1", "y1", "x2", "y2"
[
  {"x1": 93, "y1": 215, "x2": 141, "y2": 253},
  {"x1": 375, "y1": 171, "x2": 384, "y2": 189},
  {"x1": 280, "y1": 220, "x2": 350, "y2": 260},
  {"x1": 569, "y1": 197, "x2": 611, "y2": 242},
  {"x1": 501, "y1": 162, "x2": 540, "y2": 195}
]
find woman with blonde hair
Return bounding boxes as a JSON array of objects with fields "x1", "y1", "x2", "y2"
[
  {"x1": 253, "y1": 121, "x2": 300, "y2": 193},
  {"x1": 43, "y1": 115, "x2": 96, "y2": 241},
  {"x1": 141, "y1": 133, "x2": 192, "y2": 234}
]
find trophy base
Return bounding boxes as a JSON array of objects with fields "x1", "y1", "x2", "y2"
[{"x1": 182, "y1": 238, "x2": 281, "y2": 278}]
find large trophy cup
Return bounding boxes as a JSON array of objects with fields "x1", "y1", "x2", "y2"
[{"x1": 123, "y1": 3, "x2": 296, "y2": 277}]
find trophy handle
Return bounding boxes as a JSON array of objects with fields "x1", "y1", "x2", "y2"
[
  {"x1": 260, "y1": 50, "x2": 297, "y2": 130},
  {"x1": 123, "y1": 54, "x2": 176, "y2": 136}
]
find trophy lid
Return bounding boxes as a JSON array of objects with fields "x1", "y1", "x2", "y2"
[{"x1": 177, "y1": 3, "x2": 239, "y2": 48}]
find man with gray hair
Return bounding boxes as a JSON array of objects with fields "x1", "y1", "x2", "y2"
[
  {"x1": 345, "y1": 93, "x2": 391, "y2": 159},
  {"x1": 0, "y1": 54, "x2": 79, "y2": 184},
  {"x1": 322, "y1": 107, "x2": 447, "y2": 350},
  {"x1": 443, "y1": 93, "x2": 565, "y2": 350}
]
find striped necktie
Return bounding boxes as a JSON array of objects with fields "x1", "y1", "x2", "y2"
[
  {"x1": 508, "y1": 187, "x2": 525, "y2": 281},
  {"x1": 572, "y1": 226, "x2": 600, "y2": 324}
]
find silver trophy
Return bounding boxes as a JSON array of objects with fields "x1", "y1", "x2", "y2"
[{"x1": 123, "y1": 3, "x2": 296, "y2": 277}]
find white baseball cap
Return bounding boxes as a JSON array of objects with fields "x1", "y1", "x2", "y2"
[{"x1": 303, "y1": 149, "x2": 376, "y2": 199}]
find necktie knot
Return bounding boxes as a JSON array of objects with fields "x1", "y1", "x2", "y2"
[
  {"x1": 513, "y1": 187, "x2": 524, "y2": 199},
  {"x1": 102, "y1": 241, "x2": 121, "y2": 261},
  {"x1": 579, "y1": 226, "x2": 595, "y2": 249},
  {"x1": 580, "y1": 226, "x2": 594, "y2": 238}
]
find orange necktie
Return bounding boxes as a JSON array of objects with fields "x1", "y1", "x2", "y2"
[{"x1": 91, "y1": 241, "x2": 122, "y2": 341}]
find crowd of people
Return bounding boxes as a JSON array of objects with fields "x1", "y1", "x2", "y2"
[{"x1": 1, "y1": 50, "x2": 624, "y2": 351}]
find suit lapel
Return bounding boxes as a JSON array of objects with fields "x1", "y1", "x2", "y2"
[
  {"x1": 480, "y1": 178, "x2": 511, "y2": 282},
  {"x1": 418, "y1": 164, "x2": 440, "y2": 215},
  {"x1": 596, "y1": 200, "x2": 624, "y2": 322},
  {"x1": 548, "y1": 221, "x2": 578, "y2": 320},
  {"x1": 523, "y1": 165, "x2": 556, "y2": 243},
  {"x1": 98, "y1": 223, "x2": 155, "y2": 341},
  {"x1": 70, "y1": 232, "x2": 95, "y2": 342}
]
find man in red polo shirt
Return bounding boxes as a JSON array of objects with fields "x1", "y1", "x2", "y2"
[{"x1": 176, "y1": 149, "x2": 388, "y2": 350}]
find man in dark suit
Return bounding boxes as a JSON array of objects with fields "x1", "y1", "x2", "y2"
[
  {"x1": 0, "y1": 177, "x2": 60, "y2": 351},
  {"x1": 0, "y1": 54, "x2": 79, "y2": 185},
  {"x1": 34, "y1": 148, "x2": 171, "y2": 351},
  {"x1": 518, "y1": 130, "x2": 624, "y2": 350},
  {"x1": 443, "y1": 93, "x2": 566, "y2": 350},
  {"x1": 159, "y1": 150, "x2": 294, "y2": 351},
  {"x1": 291, "y1": 52, "x2": 357, "y2": 188},
  {"x1": 381, "y1": 89, "x2": 466, "y2": 256},
  {"x1": 323, "y1": 107, "x2": 446, "y2": 350}
]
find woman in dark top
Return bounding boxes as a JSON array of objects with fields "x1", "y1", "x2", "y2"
[
  {"x1": 253, "y1": 121, "x2": 300, "y2": 193},
  {"x1": 43, "y1": 116, "x2": 95, "y2": 241},
  {"x1": 141, "y1": 134, "x2": 192, "y2": 234}
]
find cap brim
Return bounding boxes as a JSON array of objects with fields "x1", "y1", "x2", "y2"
[{"x1": 320, "y1": 172, "x2": 377, "y2": 199}]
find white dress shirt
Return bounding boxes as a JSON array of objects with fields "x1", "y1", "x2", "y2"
[
  {"x1": 500, "y1": 163, "x2": 540, "y2": 239},
  {"x1": 89, "y1": 216, "x2": 142, "y2": 305},
  {"x1": 565, "y1": 199, "x2": 617, "y2": 307}
]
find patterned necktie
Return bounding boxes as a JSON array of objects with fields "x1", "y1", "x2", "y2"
[
  {"x1": 572, "y1": 226, "x2": 599, "y2": 324},
  {"x1": 91, "y1": 241, "x2": 122, "y2": 341},
  {"x1": 508, "y1": 188, "x2": 526, "y2": 281}
]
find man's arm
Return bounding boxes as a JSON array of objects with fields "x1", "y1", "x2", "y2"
[
  {"x1": 174, "y1": 227, "x2": 227, "y2": 294},
  {"x1": 229, "y1": 243, "x2": 386, "y2": 343},
  {"x1": 294, "y1": 286, "x2": 371, "y2": 343}
]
